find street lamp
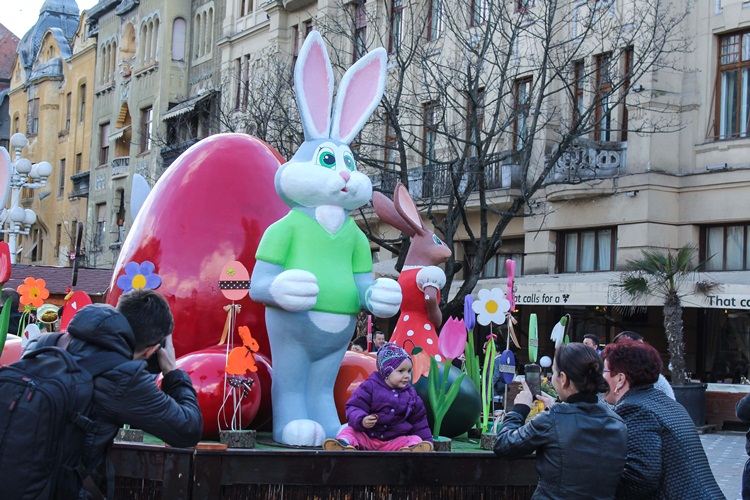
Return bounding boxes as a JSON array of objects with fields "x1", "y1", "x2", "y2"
[{"x1": 0, "y1": 133, "x2": 53, "y2": 263}]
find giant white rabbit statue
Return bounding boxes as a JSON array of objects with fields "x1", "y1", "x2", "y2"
[{"x1": 250, "y1": 31, "x2": 402, "y2": 446}]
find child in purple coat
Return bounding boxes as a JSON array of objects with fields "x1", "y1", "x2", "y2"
[{"x1": 323, "y1": 343, "x2": 434, "y2": 451}]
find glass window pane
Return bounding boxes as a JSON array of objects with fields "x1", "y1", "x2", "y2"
[
  {"x1": 484, "y1": 256, "x2": 497, "y2": 278},
  {"x1": 744, "y1": 68, "x2": 750, "y2": 137},
  {"x1": 565, "y1": 234, "x2": 578, "y2": 272},
  {"x1": 706, "y1": 227, "x2": 725, "y2": 271},
  {"x1": 580, "y1": 232, "x2": 595, "y2": 272},
  {"x1": 723, "y1": 34, "x2": 740, "y2": 65},
  {"x1": 727, "y1": 225, "x2": 744, "y2": 270},
  {"x1": 743, "y1": 33, "x2": 750, "y2": 61},
  {"x1": 597, "y1": 229, "x2": 611, "y2": 270},
  {"x1": 721, "y1": 70, "x2": 739, "y2": 139}
]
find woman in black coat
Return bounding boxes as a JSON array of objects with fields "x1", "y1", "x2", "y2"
[
  {"x1": 494, "y1": 343, "x2": 627, "y2": 499},
  {"x1": 602, "y1": 341, "x2": 724, "y2": 499}
]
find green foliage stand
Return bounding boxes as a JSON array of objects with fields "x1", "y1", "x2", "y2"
[
  {"x1": 433, "y1": 436, "x2": 452, "y2": 452},
  {"x1": 116, "y1": 428, "x2": 144, "y2": 442},
  {"x1": 480, "y1": 433, "x2": 496, "y2": 451},
  {"x1": 219, "y1": 430, "x2": 257, "y2": 449}
]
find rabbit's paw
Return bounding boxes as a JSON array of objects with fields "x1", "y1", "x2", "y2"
[
  {"x1": 271, "y1": 269, "x2": 319, "y2": 311},
  {"x1": 365, "y1": 278, "x2": 402, "y2": 318},
  {"x1": 281, "y1": 419, "x2": 327, "y2": 447},
  {"x1": 416, "y1": 266, "x2": 446, "y2": 291}
]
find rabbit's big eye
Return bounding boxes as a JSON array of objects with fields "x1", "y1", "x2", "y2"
[
  {"x1": 433, "y1": 234, "x2": 444, "y2": 246},
  {"x1": 317, "y1": 150, "x2": 336, "y2": 168},
  {"x1": 344, "y1": 154, "x2": 355, "y2": 171}
]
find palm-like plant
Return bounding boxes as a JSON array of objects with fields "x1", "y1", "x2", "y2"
[{"x1": 618, "y1": 245, "x2": 715, "y2": 386}]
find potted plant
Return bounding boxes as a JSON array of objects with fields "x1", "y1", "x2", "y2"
[{"x1": 618, "y1": 244, "x2": 716, "y2": 425}]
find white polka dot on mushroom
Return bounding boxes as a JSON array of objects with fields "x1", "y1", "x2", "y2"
[
  {"x1": 407, "y1": 330, "x2": 414, "y2": 337},
  {"x1": 426, "y1": 338, "x2": 433, "y2": 344},
  {"x1": 435, "y1": 355, "x2": 442, "y2": 362},
  {"x1": 403, "y1": 315, "x2": 410, "y2": 321},
  {"x1": 424, "y1": 324, "x2": 431, "y2": 330}
]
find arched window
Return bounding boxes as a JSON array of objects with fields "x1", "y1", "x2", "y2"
[
  {"x1": 172, "y1": 18, "x2": 186, "y2": 60},
  {"x1": 193, "y1": 5, "x2": 214, "y2": 60}
]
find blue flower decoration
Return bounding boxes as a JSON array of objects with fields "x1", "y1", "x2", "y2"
[{"x1": 116, "y1": 261, "x2": 162, "y2": 293}]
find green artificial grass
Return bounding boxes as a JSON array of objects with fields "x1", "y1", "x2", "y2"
[{"x1": 139, "y1": 430, "x2": 495, "y2": 453}]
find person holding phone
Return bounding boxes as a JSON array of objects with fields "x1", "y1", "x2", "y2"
[{"x1": 494, "y1": 343, "x2": 627, "y2": 499}]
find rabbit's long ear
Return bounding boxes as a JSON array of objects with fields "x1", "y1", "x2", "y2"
[
  {"x1": 373, "y1": 190, "x2": 415, "y2": 237},
  {"x1": 330, "y1": 47, "x2": 387, "y2": 144},
  {"x1": 294, "y1": 31, "x2": 334, "y2": 141},
  {"x1": 393, "y1": 182, "x2": 425, "y2": 236}
]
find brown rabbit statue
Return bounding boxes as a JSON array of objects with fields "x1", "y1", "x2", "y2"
[{"x1": 372, "y1": 182, "x2": 452, "y2": 360}]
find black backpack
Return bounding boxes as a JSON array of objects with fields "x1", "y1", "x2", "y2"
[{"x1": 0, "y1": 333, "x2": 125, "y2": 499}]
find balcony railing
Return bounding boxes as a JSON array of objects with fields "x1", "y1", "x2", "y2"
[
  {"x1": 69, "y1": 171, "x2": 90, "y2": 199},
  {"x1": 546, "y1": 139, "x2": 626, "y2": 184},
  {"x1": 372, "y1": 157, "x2": 520, "y2": 200},
  {"x1": 111, "y1": 157, "x2": 130, "y2": 178},
  {"x1": 160, "y1": 138, "x2": 200, "y2": 168}
]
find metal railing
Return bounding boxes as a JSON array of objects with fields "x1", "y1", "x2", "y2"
[
  {"x1": 111, "y1": 157, "x2": 130, "y2": 177},
  {"x1": 371, "y1": 156, "x2": 520, "y2": 200},
  {"x1": 546, "y1": 139, "x2": 627, "y2": 184}
]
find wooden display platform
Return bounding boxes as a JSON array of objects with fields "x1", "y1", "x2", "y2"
[{"x1": 109, "y1": 442, "x2": 538, "y2": 499}]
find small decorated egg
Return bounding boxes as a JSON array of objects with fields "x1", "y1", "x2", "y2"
[
  {"x1": 219, "y1": 261, "x2": 250, "y2": 302},
  {"x1": 499, "y1": 349, "x2": 516, "y2": 385}
]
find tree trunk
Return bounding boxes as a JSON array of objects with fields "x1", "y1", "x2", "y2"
[{"x1": 663, "y1": 292, "x2": 687, "y2": 386}]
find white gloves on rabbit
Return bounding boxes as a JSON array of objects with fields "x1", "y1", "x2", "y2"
[
  {"x1": 270, "y1": 269, "x2": 320, "y2": 312},
  {"x1": 365, "y1": 278, "x2": 402, "y2": 318},
  {"x1": 416, "y1": 266, "x2": 446, "y2": 292}
]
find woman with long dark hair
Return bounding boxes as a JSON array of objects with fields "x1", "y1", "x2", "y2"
[
  {"x1": 602, "y1": 340, "x2": 723, "y2": 499},
  {"x1": 494, "y1": 343, "x2": 627, "y2": 499}
]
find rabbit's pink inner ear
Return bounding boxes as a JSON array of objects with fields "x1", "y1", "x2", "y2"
[
  {"x1": 333, "y1": 55, "x2": 384, "y2": 142},
  {"x1": 395, "y1": 185, "x2": 425, "y2": 234},
  {"x1": 0, "y1": 152, "x2": 10, "y2": 209},
  {"x1": 301, "y1": 41, "x2": 333, "y2": 137}
]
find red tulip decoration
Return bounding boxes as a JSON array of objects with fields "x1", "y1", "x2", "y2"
[{"x1": 428, "y1": 317, "x2": 467, "y2": 439}]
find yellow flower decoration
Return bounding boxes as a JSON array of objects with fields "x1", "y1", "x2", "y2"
[{"x1": 17, "y1": 277, "x2": 50, "y2": 309}]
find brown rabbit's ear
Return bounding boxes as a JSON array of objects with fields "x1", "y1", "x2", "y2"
[
  {"x1": 394, "y1": 183, "x2": 425, "y2": 236},
  {"x1": 372, "y1": 190, "x2": 416, "y2": 237}
]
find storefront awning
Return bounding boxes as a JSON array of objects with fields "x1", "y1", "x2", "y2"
[
  {"x1": 449, "y1": 271, "x2": 750, "y2": 310},
  {"x1": 162, "y1": 91, "x2": 215, "y2": 121}
]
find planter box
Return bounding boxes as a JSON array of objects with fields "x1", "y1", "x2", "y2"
[{"x1": 110, "y1": 442, "x2": 538, "y2": 499}]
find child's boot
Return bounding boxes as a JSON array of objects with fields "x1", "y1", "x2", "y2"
[
  {"x1": 323, "y1": 438, "x2": 355, "y2": 451},
  {"x1": 400, "y1": 441, "x2": 433, "y2": 452}
]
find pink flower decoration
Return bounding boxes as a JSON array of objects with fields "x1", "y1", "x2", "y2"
[{"x1": 438, "y1": 316, "x2": 466, "y2": 360}]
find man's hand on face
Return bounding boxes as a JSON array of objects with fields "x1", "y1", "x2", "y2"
[{"x1": 155, "y1": 334, "x2": 177, "y2": 375}]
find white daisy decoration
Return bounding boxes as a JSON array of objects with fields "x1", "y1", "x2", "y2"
[{"x1": 471, "y1": 288, "x2": 510, "y2": 326}]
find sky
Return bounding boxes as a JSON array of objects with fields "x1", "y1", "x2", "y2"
[{"x1": 2, "y1": 0, "x2": 99, "y2": 39}]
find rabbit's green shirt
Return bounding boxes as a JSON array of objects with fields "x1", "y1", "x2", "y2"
[{"x1": 255, "y1": 209, "x2": 373, "y2": 315}]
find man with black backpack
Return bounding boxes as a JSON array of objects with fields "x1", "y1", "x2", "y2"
[{"x1": 0, "y1": 289, "x2": 203, "y2": 499}]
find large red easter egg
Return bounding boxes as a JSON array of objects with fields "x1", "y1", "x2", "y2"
[
  {"x1": 0, "y1": 336, "x2": 22, "y2": 366},
  {"x1": 333, "y1": 350, "x2": 377, "y2": 423},
  {"x1": 168, "y1": 345, "x2": 271, "y2": 440},
  {"x1": 107, "y1": 134, "x2": 288, "y2": 358}
]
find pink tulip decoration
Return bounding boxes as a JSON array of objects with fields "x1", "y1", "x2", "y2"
[
  {"x1": 429, "y1": 317, "x2": 467, "y2": 439},
  {"x1": 438, "y1": 317, "x2": 467, "y2": 360},
  {"x1": 506, "y1": 259, "x2": 516, "y2": 311}
]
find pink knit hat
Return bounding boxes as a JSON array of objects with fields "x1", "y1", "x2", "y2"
[{"x1": 377, "y1": 342, "x2": 412, "y2": 379}]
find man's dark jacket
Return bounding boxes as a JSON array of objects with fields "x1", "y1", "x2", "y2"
[
  {"x1": 65, "y1": 304, "x2": 203, "y2": 498},
  {"x1": 614, "y1": 385, "x2": 724, "y2": 500}
]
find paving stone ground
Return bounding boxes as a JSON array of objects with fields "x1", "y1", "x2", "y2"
[{"x1": 702, "y1": 431, "x2": 746, "y2": 500}]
